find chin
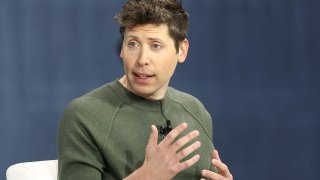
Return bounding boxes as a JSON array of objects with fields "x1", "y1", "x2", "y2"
[{"x1": 132, "y1": 86, "x2": 154, "y2": 96}]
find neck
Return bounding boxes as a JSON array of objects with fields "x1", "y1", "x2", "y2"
[{"x1": 119, "y1": 75, "x2": 166, "y2": 100}]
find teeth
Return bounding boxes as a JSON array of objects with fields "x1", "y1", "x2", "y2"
[
  {"x1": 138, "y1": 74, "x2": 148, "y2": 79},
  {"x1": 136, "y1": 73, "x2": 149, "y2": 76},
  {"x1": 134, "y1": 72, "x2": 153, "y2": 79}
]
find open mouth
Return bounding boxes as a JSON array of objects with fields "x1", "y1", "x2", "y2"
[
  {"x1": 133, "y1": 72, "x2": 155, "y2": 83},
  {"x1": 133, "y1": 72, "x2": 154, "y2": 78}
]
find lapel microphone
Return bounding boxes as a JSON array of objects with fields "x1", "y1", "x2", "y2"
[
  {"x1": 159, "y1": 120, "x2": 172, "y2": 136},
  {"x1": 158, "y1": 99, "x2": 172, "y2": 137}
]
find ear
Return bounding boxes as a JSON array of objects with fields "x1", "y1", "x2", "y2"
[
  {"x1": 177, "y1": 38, "x2": 189, "y2": 63},
  {"x1": 119, "y1": 39, "x2": 124, "y2": 59},
  {"x1": 120, "y1": 48, "x2": 123, "y2": 59}
]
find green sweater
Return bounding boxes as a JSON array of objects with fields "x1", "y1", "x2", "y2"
[{"x1": 58, "y1": 80, "x2": 216, "y2": 180}]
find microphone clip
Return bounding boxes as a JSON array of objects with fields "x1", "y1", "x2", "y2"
[{"x1": 159, "y1": 120, "x2": 172, "y2": 136}]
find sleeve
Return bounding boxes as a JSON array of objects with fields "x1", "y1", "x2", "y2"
[
  {"x1": 197, "y1": 100, "x2": 218, "y2": 173},
  {"x1": 57, "y1": 99, "x2": 105, "y2": 180},
  {"x1": 203, "y1": 107, "x2": 218, "y2": 172},
  {"x1": 205, "y1": 112, "x2": 218, "y2": 173}
]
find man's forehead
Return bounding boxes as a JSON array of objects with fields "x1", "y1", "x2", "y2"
[{"x1": 125, "y1": 24, "x2": 170, "y2": 37}]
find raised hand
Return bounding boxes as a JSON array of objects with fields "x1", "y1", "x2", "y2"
[{"x1": 124, "y1": 122, "x2": 201, "y2": 180}]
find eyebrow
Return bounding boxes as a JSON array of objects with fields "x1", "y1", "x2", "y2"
[{"x1": 126, "y1": 35, "x2": 165, "y2": 43}]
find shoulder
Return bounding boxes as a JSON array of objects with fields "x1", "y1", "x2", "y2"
[
  {"x1": 166, "y1": 87, "x2": 213, "y2": 139},
  {"x1": 167, "y1": 87, "x2": 209, "y2": 116},
  {"x1": 68, "y1": 81, "x2": 123, "y2": 110},
  {"x1": 61, "y1": 82, "x2": 124, "y2": 125}
]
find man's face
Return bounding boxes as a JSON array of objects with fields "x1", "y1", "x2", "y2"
[{"x1": 120, "y1": 24, "x2": 189, "y2": 100}]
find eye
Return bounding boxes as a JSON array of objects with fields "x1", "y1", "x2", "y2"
[
  {"x1": 151, "y1": 43, "x2": 162, "y2": 50},
  {"x1": 128, "y1": 41, "x2": 139, "y2": 48}
]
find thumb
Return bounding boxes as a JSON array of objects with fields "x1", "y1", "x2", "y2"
[{"x1": 146, "y1": 125, "x2": 158, "y2": 150}]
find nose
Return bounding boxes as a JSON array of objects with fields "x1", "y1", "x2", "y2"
[{"x1": 137, "y1": 46, "x2": 150, "y2": 66}]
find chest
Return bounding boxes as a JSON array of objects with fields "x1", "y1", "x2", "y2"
[{"x1": 102, "y1": 107, "x2": 213, "y2": 179}]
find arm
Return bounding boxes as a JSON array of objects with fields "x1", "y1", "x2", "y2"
[
  {"x1": 57, "y1": 101, "x2": 104, "y2": 180},
  {"x1": 194, "y1": 99, "x2": 232, "y2": 179}
]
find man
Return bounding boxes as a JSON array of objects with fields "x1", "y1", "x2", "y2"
[{"x1": 58, "y1": 0, "x2": 232, "y2": 179}]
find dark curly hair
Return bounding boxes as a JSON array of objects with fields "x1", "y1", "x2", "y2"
[{"x1": 115, "y1": 0, "x2": 189, "y2": 53}]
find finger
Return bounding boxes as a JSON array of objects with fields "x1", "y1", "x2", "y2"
[
  {"x1": 172, "y1": 130, "x2": 199, "y2": 152},
  {"x1": 174, "y1": 154, "x2": 200, "y2": 173},
  {"x1": 201, "y1": 169, "x2": 223, "y2": 180},
  {"x1": 210, "y1": 150, "x2": 233, "y2": 179},
  {"x1": 160, "y1": 122, "x2": 188, "y2": 146},
  {"x1": 146, "y1": 125, "x2": 158, "y2": 151},
  {"x1": 211, "y1": 159, "x2": 231, "y2": 177},
  {"x1": 212, "y1": 149, "x2": 221, "y2": 161},
  {"x1": 176, "y1": 141, "x2": 201, "y2": 161}
]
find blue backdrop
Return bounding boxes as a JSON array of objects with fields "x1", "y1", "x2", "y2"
[{"x1": 1, "y1": 0, "x2": 319, "y2": 179}]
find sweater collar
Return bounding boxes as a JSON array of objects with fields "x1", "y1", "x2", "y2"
[{"x1": 111, "y1": 80, "x2": 168, "y2": 111}]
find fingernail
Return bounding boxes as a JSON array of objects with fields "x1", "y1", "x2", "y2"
[
  {"x1": 194, "y1": 130, "x2": 200, "y2": 136},
  {"x1": 196, "y1": 141, "x2": 201, "y2": 147}
]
